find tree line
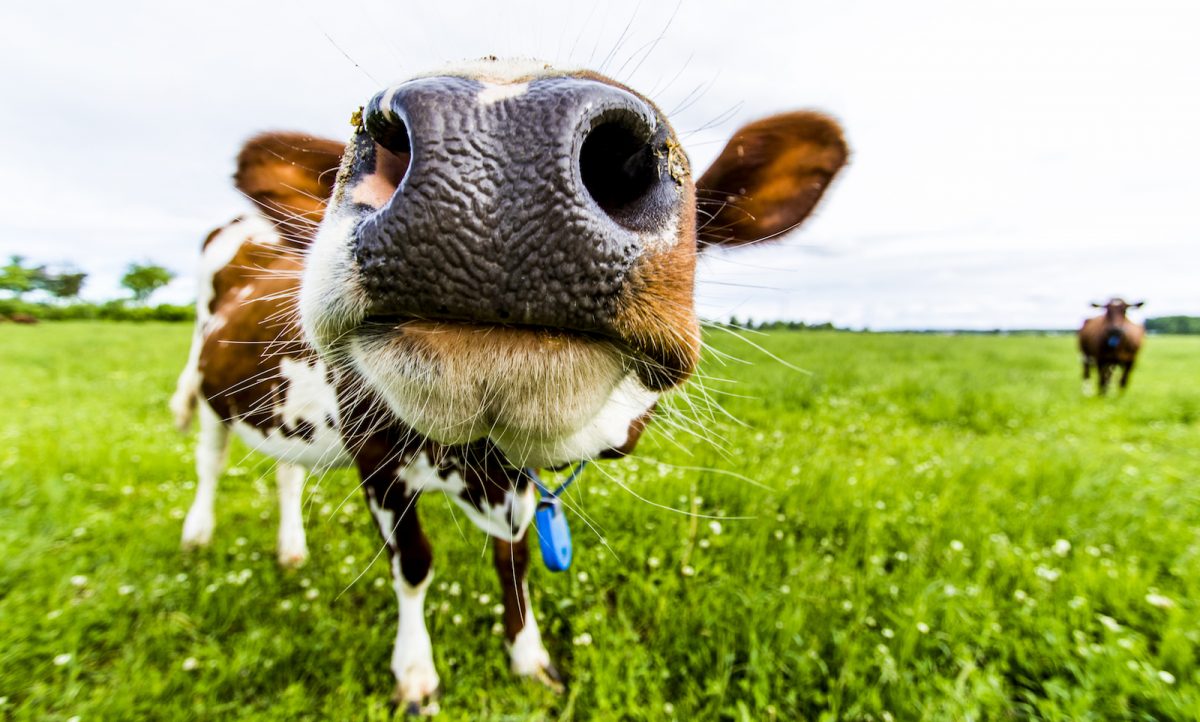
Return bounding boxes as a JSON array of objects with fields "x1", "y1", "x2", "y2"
[{"x1": 0, "y1": 256, "x2": 192, "y2": 321}]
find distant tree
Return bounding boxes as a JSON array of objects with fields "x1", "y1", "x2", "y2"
[
  {"x1": 37, "y1": 269, "x2": 87, "y2": 301},
  {"x1": 0, "y1": 255, "x2": 48, "y2": 300},
  {"x1": 121, "y1": 262, "x2": 175, "y2": 304}
]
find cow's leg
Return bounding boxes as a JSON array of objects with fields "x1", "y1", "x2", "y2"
[
  {"x1": 1119, "y1": 360, "x2": 1135, "y2": 390},
  {"x1": 364, "y1": 482, "x2": 439, "y2": 715},
  {"x1": 1081, "y1": 357, "x2": 1094, "y2": 394},
  {"x1": 181, "y1": 402, "x2": 229, "y2": 549},
  {"x1": 1099, "y1": 363, "x2": 1114, "y2": 395},
  {"x1": 494, "y1": 536, "x2": 563, "y2": 692},
  {"x1": 275, "y1": 462, "x2": 308, "y2": 567}
]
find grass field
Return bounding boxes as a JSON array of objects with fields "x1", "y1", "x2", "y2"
[{"x1": 2, "y1": 322, "x2": 1199, "y2": 720}]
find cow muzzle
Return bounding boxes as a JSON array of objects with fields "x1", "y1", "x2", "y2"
[{"x1": 348, "y1": 75, "x2": 694, "y2": 389}]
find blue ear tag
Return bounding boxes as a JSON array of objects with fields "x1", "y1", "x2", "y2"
[
  {"x1": 535, "y1": 497, "x2": 573, "y2": 572},
  {"x1": 525, "y1": 461, "x2": 588, "y2": 572}
]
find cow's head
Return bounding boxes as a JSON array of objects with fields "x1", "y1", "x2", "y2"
[
  {"x1": 1092, "y1": 298, "x2": 1145, "y2": 322},
  {"x1": 241, "y1": 59, "x2": 846, "y2": 467}
]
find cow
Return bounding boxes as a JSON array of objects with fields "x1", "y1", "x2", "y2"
[
  {"x1": 1079, "y1": 297, "x2": 1145, "y2": 394},
  {"x1": 170, "y1": 57, "x2": 847, "y2": 714}
]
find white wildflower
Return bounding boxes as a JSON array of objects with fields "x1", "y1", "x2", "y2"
[
  {"x1": 53, "y1": 653, "x2": 73, "y2": 666},
  {"x1": 1035, "y1": 566, "x2": 1061, "y2": 582},
  {"x1": 1145, "y1": 593, "x2": 1175, "y2": 610},
  {"x1": 182, "y1": 657, "x2": 200, "y2": 671},
  {"x1": 1158, "y1": 670, "x2": 1176, "y2": 684},
  {"x1": 949, "y1": 540, "x2": 964, "y2": 552},
  {"x1": 916, "y1": 622, "x2": 930, "y2": 634},
  {"x1": 573, "y1": 632, "x2": 593, "y2": 646},
  {"x1": 69, "y1": 575, "x2": 88, "y2": 588},
  {"x1": 708, "y1": 521, "x2": 722, "y2": 535},
  {"x1": 1053, "y1": 539, "x2": 1072, "y2": 557}
]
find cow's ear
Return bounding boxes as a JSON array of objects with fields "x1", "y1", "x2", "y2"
[
  {"x1": 1130, "y1": 301, "x2": 1145, "y2": 308},
  {"x1": 234, "y1": 132, "x2": 345, "y2": 242},
  {"x1": 1091, "y1": 302, "x2": 1104, "y2": 308},
  {"x1": 695, "y1": 112, "x2": 847, "y2": 248}
]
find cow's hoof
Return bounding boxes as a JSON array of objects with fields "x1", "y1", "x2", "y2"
[
  {"x1": 514, "y1": 658, "x2": 565, "y2": 694},
  {"x1": 390, "y1": 689, "x2": 440, "y2": 717},
  {"x1": 510, "y1": 633, "x2": 564, "y2": 694},
  {"x1": 529, "y1": 661, "x2": 566, "y2": 694},
  {"x1": 180, "y1": 512, "x2": 213, "y2": 550},
  {"x1": 276, "y1": 534, "x2": 309, "y2": 568},
  {"x1": 391, "y1": 670, "x2": 440, "y2": 717},
  {"x1": 276, "y1": 548, "x2": 308, "y2": 569}
]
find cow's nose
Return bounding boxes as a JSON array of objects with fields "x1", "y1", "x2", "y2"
[{"x1": 354, "y1": 75, "x2": 682, "y2": 331}]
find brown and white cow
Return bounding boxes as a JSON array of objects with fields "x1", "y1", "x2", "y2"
[
  {"x1": 1079, "y1": 297, "x2": 1145, "y2": 394},
  {"x1": 170, "y1": 57, "x2": 847, "y2": 713}
]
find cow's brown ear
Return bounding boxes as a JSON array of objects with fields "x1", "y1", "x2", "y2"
[
  {"x1": 695, "y1": 112, "x2": 847, "y2": 248},
  {"x1": 234, "y1": 132, "x2": 345, "y2": 242}
]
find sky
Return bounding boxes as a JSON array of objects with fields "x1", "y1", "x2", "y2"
[{"x1": 1, "y1": 0, "x2": 1195, "y2": 329}]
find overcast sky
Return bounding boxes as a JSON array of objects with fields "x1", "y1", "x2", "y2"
[{"x1": 1, "y1": 0, "x2": 1195, "y2": 329}]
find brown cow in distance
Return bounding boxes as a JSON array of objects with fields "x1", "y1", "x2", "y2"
[
  {"x1": 1079, "y1": 297, "x2": 1145, "y2": 394},
  {"x1": 170, "y1": 57, "x2": 849, "y2": 714}
]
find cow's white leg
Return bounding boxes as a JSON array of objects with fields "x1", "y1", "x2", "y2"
[
  {"x1": 275, "y1": 462, "x2": 308, "y2": 567},
  {"x1": 494, "y1": 537, "x2": 562, "y2": 691},
  {"x1": 390, "y1": 559, "x2": 439, "y2": 713},
  {"x1": 169, "y1": 328, "x2": 203, "y2": 431},
  {"x1": 509, "y1": 582, "x2": 554, "y2": 677},
  {"x1": 181, "y1": 403, "x2": 228, "y2": 549},
  {"x1": 366, "y1": 486, "x2": 439, "y2": 715}
]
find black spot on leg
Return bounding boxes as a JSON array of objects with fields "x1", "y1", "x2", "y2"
[{"x1": 280, "y1": 418, "x2": 317, "y2": 443}]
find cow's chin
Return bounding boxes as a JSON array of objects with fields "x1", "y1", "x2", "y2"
[{"x1": 347, "y1": 321, "x2": 658, "y2": 468}]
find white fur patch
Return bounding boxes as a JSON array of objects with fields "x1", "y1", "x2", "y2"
[
  {"x1": 299, "y1": 212, "x2": 369, "y2": 356},
  {"x1": 400, "y1": 454, "x2": 537, "y2": 542},
  {"x1": 477, "y1": 82, "x2": 529, "y2": 105},
  {"x1": 229, "y1": 357, "x2": 351, "y2": 471},
  {"x1": 491, "y1": 373, "x2": 659, "y2": 466}
]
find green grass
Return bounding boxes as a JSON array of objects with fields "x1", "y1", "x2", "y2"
[{"x1": 2, "y1": 322, "x2": 1199, "y2": 720}]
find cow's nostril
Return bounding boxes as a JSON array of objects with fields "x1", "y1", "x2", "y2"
[
  {"x1": 365, "y1": 112, "x2": 411, "y2": 158},
  {"x1": 580, "y1": 114, "x2": 660, "y2": 229}
]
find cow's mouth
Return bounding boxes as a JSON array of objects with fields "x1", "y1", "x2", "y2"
[{"x1": 344, "y1": 316, "x2": 657, "y2": 467}]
